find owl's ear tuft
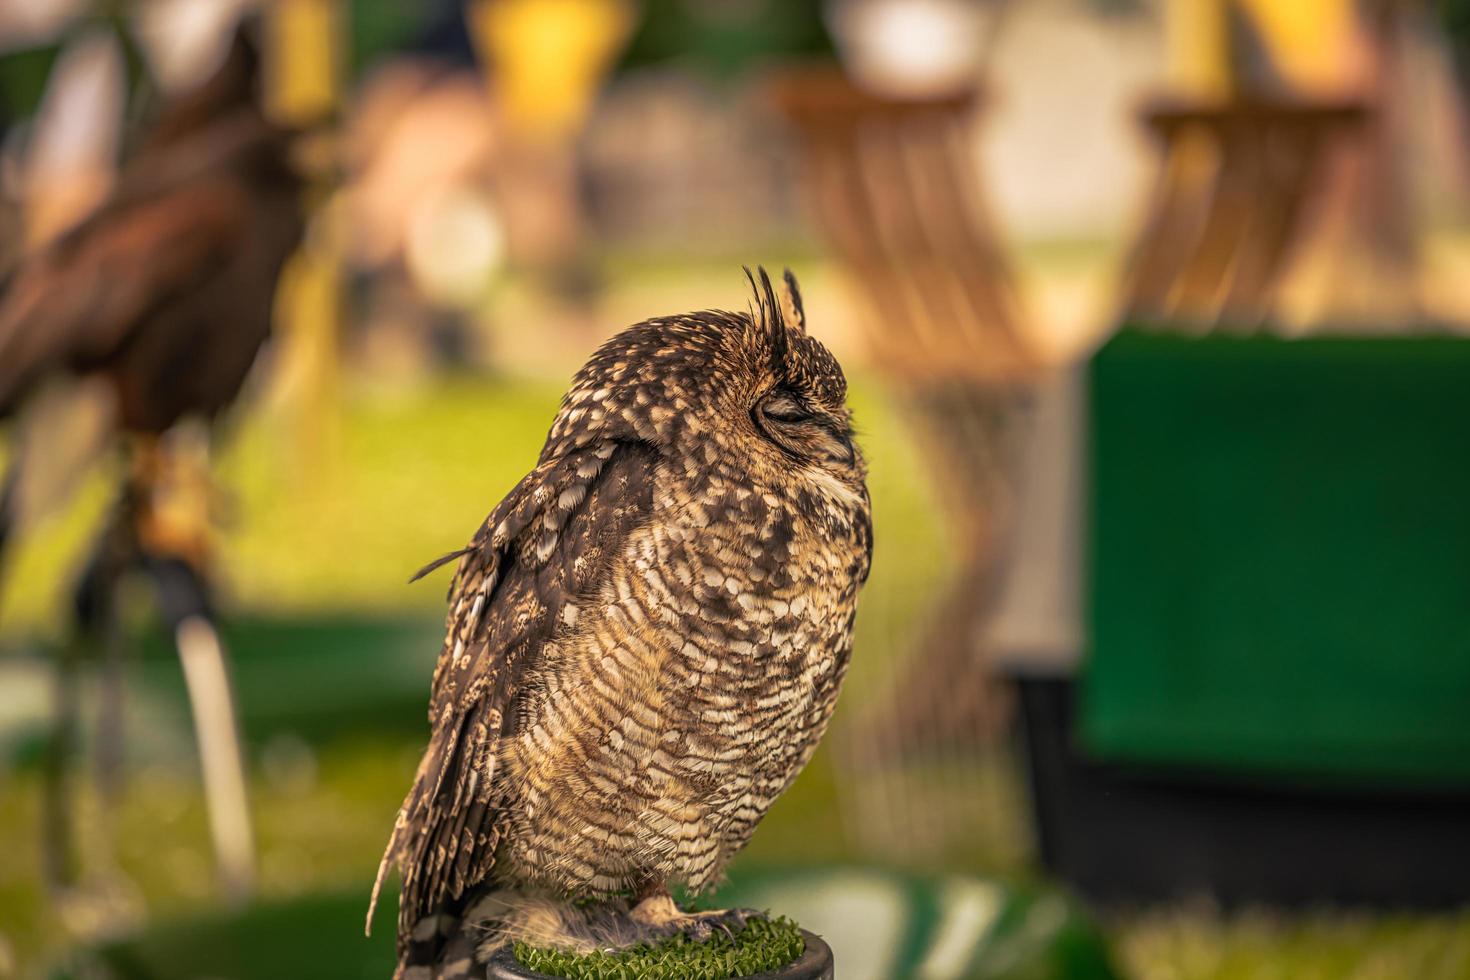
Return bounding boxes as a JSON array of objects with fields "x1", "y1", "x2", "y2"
[
  {"x1": 744, "y1": 265, "x2": 790, "y2": 374},
  {"x1": 780, "y1": 269, "x2": 806, "y2": 335}
]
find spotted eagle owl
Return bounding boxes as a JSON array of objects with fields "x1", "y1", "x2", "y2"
[{"x1": 371, "y1": 269, "x2": 872, "y2": 977}]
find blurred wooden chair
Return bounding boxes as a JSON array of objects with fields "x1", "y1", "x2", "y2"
[
  {"x1": 1123, "y1": 0, "x2": 1418, "y2": 332},
  {"x1": 771, "y1": 66, "x2": 1043, "y2": 861},
  {"x1": 771, "y1": 68, "x2": 1035, "y2": 383},
  {"x1": 1121, "y1": 94, "x2": 1391, "y2": 329}
]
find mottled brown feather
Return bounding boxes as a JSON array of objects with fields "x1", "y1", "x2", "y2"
[{"x1": 372, "y1": 441, "x2": 658, "y2": 948}]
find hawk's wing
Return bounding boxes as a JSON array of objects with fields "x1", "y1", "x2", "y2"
[
  {"x1": 0, "y1": 175, "x2": 248, "y2": 416},
  {"x1": 372, "y1": 437, "x2": 658, "y2": 955}
]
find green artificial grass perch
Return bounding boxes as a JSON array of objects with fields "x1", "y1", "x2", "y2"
[{"x1": 513, "y1": 916, "x2": 805, "y2": 980}]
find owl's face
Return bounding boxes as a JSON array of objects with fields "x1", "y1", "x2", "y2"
[
  {"x1": 737, "y1": 316, "x2": 861, "y2": 494},
  {"x1": 546, "y1": 269, "x2": 864, "y2": 499}
]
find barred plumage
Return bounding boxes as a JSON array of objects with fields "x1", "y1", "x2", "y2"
[{"x1": 373, "y1": 268, "x2": 871, "y2": 977}]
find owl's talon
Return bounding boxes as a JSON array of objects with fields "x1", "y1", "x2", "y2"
[
  {"x1": 672, "y1": 907, "x2": 765, "y2": 944},
  {"x1": 722, "y1": 907, "x2": 760, "y2": 931},
  {"x1": 628, "y1": 891, "x2": 764, "y2": 946}
]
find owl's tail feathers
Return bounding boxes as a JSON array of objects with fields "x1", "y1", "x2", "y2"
[
  {"x1": 367, "y1": 797, "x2": 408, "y2": 940},
  {"x1": 392, "y1": 911, "x2": 471, "y2": 980},
  {"x1": 369, "y1": 735, "x2": 442, "y2": 963},
  {"x1": 374, "y1": 726, "x2": 491, "y2": 978},
  {"x1": 370, "y1": 720, "x2": 455, "y2": 939}
]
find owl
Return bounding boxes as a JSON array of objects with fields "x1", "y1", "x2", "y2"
[{"x1": 372, "y1": 269, "x2": 872, "y2": 978}]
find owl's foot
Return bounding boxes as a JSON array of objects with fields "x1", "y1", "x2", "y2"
[{"x1": 628, "y1": 889, "x2": 762, "y2": 944}]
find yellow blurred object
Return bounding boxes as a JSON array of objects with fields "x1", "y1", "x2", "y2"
[
  {"x1": 132, "y1": 426, "x2": 217, "y2": 575},
  {"x1": 1167, "y1": 0, "x2": 1372, "y2": 100},
  {"x1": 468, "y1": 0, "x2": 636, "y2": 141},
  {"x1": 273, "y1": 222, "x2": 343, "y2": 476},
  {"x1": 1166, "y1": 0, "x2": 1232, "y2": 98},
  {"x1": 1238, "y1": 0, "x2": 1371, "y2": 96},
  {"x1": 264, "y1": 0, "x2": 340, "y2": 126},
  {"x1": 264, "y1": 0, "x2": 343, "y2": 481}
]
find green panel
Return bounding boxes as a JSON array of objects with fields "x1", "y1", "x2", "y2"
[
  {"x1": 1083, "y1": 328, "x2": 1470, "y2": 785},
  {"x1": 48, "y1": 888, "x2": 395, "y2": 980}
]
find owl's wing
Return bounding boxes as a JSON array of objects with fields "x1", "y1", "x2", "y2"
[{"x1": 371, "y1": 437, "x2": 657, "y2": 952}]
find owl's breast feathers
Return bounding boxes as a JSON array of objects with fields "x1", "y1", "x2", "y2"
[{"x1": 501, "y1": 450, "x2": 869, "y2": 896}]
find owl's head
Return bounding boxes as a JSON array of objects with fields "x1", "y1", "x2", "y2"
[{"x1": 547, "y1": 267, "x2": 864, "y2": 494}]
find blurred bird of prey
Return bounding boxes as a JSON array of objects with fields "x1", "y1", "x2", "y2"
[
  {"x1": 0, "y1": 24, "x2": 306, "y2": 582},
  {"x1": 0, "y1": 20, "x2": 307, "y2": 901}
]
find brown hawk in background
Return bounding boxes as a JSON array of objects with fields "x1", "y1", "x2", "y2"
[
  {"x1": 372, "y1": 269, "x2": 872, "y2": 978},
  {"x1": 0, "y1": 26, "x2": 304, "y2": 570},
  {"x1": 0, "y1": 23, "x2": 305, "y2": 898}
]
